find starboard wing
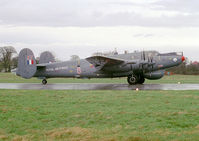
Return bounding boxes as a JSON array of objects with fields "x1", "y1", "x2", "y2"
[{"x1": 86, "y1": 56, "x2": 126, "y2": 70}]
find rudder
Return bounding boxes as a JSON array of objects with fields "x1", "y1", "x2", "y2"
[{"x1": 17, "y1": 48, "x2": 37, "y2": 79}]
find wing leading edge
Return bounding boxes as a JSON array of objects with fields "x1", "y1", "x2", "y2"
[{"x1": 86, "y1": 56, "x2": 136, "y2": 70}]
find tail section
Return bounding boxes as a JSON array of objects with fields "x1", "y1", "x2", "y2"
[
  {"x1": 39, "y1": 51, "x2": 55, "y2": 64},
  {"x1": 16, "y1": 48, "x2": 37, "y2": 79}
]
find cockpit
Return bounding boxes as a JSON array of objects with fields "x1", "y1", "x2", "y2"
[{"x1": 158, "y1": 52, "x2": 183, "y2": 56}]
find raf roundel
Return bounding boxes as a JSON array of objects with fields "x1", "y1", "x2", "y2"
[{"x1": 173, "y1": 58, "x2": 178, "y2": 62}]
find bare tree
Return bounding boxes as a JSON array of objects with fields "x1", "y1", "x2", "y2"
[
  {"x1": 0, "y1": 46, "x2": 17, "y2": 72},
  {"x1": 12, "y1": 56, "x2": 18, "y2": 68},
  {"x1": 92, "y1": 49, "x2": 118, "y2": 56},
  {"x1": 70, "y1": 55, "x2": 80, "y2": 61},
  {"x1": 92, "y1": 52, "x2": 104, "y2": 56}
]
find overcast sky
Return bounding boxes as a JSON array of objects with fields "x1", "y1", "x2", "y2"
[{"x1": 0, "y1": 0, "x2": 199, "y2": 61}]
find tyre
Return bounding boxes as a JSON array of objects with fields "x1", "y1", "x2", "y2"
[
  {"x1": 137, "y1": 77, "x2": 145, "y2": 84},
  {"x1": 127, "y1": 75, "x2": 138, "y2": 85},
  {"x1": 42, "y1": 79, "x2": 47, "y2": 85}
]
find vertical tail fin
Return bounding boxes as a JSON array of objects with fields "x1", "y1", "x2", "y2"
[
  {"x1": 16, "y1": 48, "x2": 37, "y2": 79},
  {"x1": 39, "y1": 51, "x2": 55, "y2": 64}
]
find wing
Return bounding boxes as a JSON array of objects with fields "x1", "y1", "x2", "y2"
[{"x1": 86, "y1": 56, "x2": 135, "y2": 70}]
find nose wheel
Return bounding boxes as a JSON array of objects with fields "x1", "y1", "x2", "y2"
[{"x1": 42, "y1": 79, "x2": 47, "y2": 85}]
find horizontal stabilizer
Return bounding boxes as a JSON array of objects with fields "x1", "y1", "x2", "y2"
[{"x1": 37, "y1": 63, "x2": 47, "y2": 69}]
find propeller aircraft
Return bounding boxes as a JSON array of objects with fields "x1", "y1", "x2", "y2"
[{"x1": 15, "y1": 48, "x2": 185, "y2": 85}]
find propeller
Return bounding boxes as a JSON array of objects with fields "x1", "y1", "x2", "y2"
[
  {"x1": 140, "y1": 51, "x2": 155, "y2": 71},
  {"x1": 148, "y1": 56, "x2": 155, "y2": 70},
  {"x1": 140, "y1": 51, "x2": 145, "y2": 61},
  {"x1": 143, "y1": 51, "x2": 146, "y2": 61},
  {"x1": 140, "y1": 51, "x2": 147, "y2": 70}
]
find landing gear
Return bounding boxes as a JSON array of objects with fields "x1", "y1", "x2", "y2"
[
  {"x1": 42, "y1": 79, "x2": 47, "y2": 85},
  {"x1": 127, "y1": 75, "x2": 145, "y2": 85},
  {"x1": 137, "y1": 77, "x2": 145, "y2": 84},
  {"x1": 127, "y1": 75, "x2": 138, "y2": 85}
]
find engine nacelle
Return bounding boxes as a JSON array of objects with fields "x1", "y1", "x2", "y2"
[{"x1": 144, "y1": 70, "x2": 165, "y2": 80}]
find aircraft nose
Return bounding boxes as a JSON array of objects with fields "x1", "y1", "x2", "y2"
[{"x1": 181, "y1": 56, "x2": 185, "y2": 62}]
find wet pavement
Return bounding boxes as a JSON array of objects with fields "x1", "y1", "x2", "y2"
[{"x1": 0, "y1": 83, "x2": 199, "y2": 90}]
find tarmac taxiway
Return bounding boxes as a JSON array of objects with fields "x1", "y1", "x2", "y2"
[{"x1": 0, "y1": 83, "x2": 199, "y2": 90}]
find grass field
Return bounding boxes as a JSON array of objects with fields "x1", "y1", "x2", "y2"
[
  {"x1": 0, "y1": 73, "x2": 199, "y2": 140},
  {"x1": 0, "y1": 90, "x2": 199, "y2": 141},
  {"x1": 0, "y1": 73, "x2": 199, "y2": 84}
]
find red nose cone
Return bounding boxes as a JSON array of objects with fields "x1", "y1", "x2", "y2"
[{"x1": 181, "y1": 56, "x2": 185, "y2": 62}]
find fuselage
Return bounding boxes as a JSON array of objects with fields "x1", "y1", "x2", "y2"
[{"x1": 34, "y1": 51, "x2": 184, "y2": 79}]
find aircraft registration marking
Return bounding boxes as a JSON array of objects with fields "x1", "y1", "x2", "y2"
[{"x1": 46, "y1": 66, "x2": 69, "y2": 72}]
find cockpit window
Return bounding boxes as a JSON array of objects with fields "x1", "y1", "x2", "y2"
[
  {"x1": 176, "y1": 52, "x2": 183, "y2": 56},
  {"x1": 158, "y1": 52, "x2": 182, "y2": 56}
]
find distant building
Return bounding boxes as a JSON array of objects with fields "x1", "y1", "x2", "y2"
[
  {"x1": 124, "y1": 50, "x2": 129, "y2": 54},
  {"x1": 192, "y1": 61, "x2": 199, "y2": 65},
  {"x1": 113, "y1": 48, "x2": 118, "y2": 55}
]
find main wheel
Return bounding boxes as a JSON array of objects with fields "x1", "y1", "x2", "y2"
[
  {"x1": 127, "y1": 75, "x2": 138, "y2": 85},
  {"x1": 137, "y1": 77, "x2": 145, "y2": 84},
  {"x1": 42, "y1": 79, "x2": 47, "y2": 85}
]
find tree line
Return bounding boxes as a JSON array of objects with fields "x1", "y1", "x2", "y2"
[
  {"x1": 167, "y1": 62, "x2": 199, "y2": 75},
  {"x1": 0, "y1": 46, "x2": 17, "y2": 72},
  {"x1": 0, "y1": 46, "x2": 199, "y2": 75}
]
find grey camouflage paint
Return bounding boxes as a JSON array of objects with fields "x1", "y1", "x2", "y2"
[{"x1": 16, "y1": 48, "x2": 184, "y2": 82}]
